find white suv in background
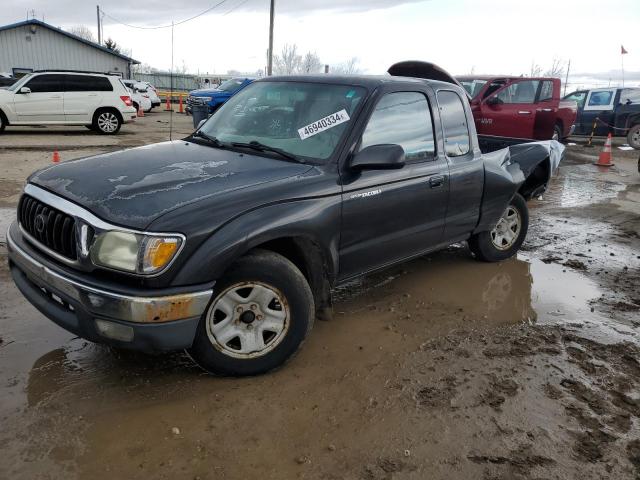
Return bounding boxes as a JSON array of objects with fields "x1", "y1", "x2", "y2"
[
  {"x1": 0, "y1": 71, "x2": 137, "y2": 134},
  {"x1": 122, "y1": 79, "x2": 153, "y2": 113},
  {"x1": 133, "y1": 80, "x2": 162, "y2": 108}
]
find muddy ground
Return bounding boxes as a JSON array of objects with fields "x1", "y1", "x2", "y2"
[{"x1": 0, "y1": 114, "x2": 639, "y2": 479}]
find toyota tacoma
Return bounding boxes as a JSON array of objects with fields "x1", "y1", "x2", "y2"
[{"x1": 7, "y1": 61, "x2": 564, "y2": 376}]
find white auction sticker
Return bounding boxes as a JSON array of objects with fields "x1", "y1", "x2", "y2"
[{"x1": 298, "y1": 109, "x2": 350, "y2": 140}]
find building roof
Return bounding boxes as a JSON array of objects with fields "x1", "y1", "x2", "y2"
[{"x1": 0, "y1": 19, "x2": 140, "y2": 64}]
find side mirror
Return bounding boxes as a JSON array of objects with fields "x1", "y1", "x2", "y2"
[
  {"x1": 486, "y1": 96, "x2": 502, "y2": 106},
  {"x1": 351, "y1": 144, "x2": 405, "y2": 170},
  {"x1": 19, "y1": 86, "x2": 31, "y2": 94},
  {"x1": 197, "y1": 119, "x2": 207, "y2": 130}
]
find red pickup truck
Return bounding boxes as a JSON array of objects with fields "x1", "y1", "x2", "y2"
[{"x1": 457, "y1": 76, "x2": 577, "y2": 142}]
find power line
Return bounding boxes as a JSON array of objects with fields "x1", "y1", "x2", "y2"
[
  {"x1": 223, "y1": 0, "x2": 252, "y2": 16},
  {"x1": 101, "y1": 0, "x2": 230, "y2": 29}
]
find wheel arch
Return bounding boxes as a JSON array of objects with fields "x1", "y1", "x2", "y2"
[
  {"x1": 518, "y1": 156, "x2": 550, "y2": 200},
  {"x1": 93, "y1": 106, "x2": 124, "y2": 124}
]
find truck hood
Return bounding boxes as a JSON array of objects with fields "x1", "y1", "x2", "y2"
[
  {"x1": 28, "y1": 141, "x2": 312, "y2": 230},
  {"x1": 189, "y1": 88, "x2": 228, "y2": 97}
]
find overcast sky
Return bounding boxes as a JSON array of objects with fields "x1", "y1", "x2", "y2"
[{"x1": 2, "y1": 0, "x2": 639, "y2": 86}]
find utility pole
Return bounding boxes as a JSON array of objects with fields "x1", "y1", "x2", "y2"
[
  {"x1": 267, "y1": 0, "x2": 275, "y2": 76},
  {"x1": 563, "y1": 59, "x2": 570, "y2": 96},
  {"x1": 96, "y1": 5, "x2": 102, "y2": 45}
]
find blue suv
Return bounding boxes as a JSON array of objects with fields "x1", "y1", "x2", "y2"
[{"x1": 186, "y1": 77, "x2": 254, "y2": 114}]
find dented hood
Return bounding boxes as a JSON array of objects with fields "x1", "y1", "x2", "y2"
[{"x1": 28, "y1": 141, "x2": 311, "y2": 230}]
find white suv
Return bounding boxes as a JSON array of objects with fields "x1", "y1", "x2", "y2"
[{"x1": 0, "y1": 71, "x2": 137, "y2": 134}]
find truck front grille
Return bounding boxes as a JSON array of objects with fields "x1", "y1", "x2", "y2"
[{"x1": 18, "y1": 194, "x2": 78, "y2": 260}]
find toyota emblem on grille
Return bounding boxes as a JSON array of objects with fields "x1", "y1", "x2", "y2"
[{"x1": 34, "y1": 214, "x2": 46, "y2": 233}]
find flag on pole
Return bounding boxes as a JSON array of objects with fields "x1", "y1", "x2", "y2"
[{"x1": 621, "y1": 45, "x2": 628, "y2": 54}]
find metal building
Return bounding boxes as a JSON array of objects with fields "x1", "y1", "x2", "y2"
[{"x1": 0, "y1": 19, "x2": 139, "y2": 78}]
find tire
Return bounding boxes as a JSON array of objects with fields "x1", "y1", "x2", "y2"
[
  {"x1": 469, "y1": 193, "x2": 529, "y2": 263},
  {"x1": 627, "y1": 124, "x2": 640, "y2": 150},
  {"x1": 188, "y1": 250, "x2": 315, "y2": 376},
  {"x1": 132, "y1": 102, "x2": 139, "y2": 112},
  {"x1": 84, "y1": 125, "x2": 96, "y2": 131},
  {"x1": 552, "y1": 124, "x2": 562, "y2": 141},
  {"x1": 0, "y1": 111, "x2": 6, "y2": 133},
  {"x1": 93, "y1": 109, "x2": 122, "y2": 135}
]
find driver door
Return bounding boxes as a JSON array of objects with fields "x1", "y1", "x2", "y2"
[
  {"x1": 13, "y1": 74, "x2": 64, "y2": 122},
  {"x1": 479, "y1": 79, "x2": 540, "y2": 139},
  {"x1": 338, "y1": 89, "x2": 449, "y2": 280}
]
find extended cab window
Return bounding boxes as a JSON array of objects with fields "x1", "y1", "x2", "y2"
[
  {"x1": 360, "y1": 92, "x2": 435, "y2": 162},
  {"x1": 437, "y1": 91, "x2": 470, "y2": 157},
  {"x1": 25, "y1": 74, "x2": 63, "y2": 93},
  {"x1": 495, "y1": 80, "x2": 539, "y2": 104}
]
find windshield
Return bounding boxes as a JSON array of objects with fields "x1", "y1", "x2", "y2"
[
  {"x1": 459, "y1": 78, "x2": 487, "y2": 98},
  {"x1": 199, "y1": 81, "x2": 366, "y2": 162},
  {"x1": 217, "y1": 78, "x2": 246, "y2": 92},
  {"x1": 6, "y1": 74, "x2": 31, "y2": 92}
]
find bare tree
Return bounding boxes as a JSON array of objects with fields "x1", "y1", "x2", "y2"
[
  {"x1": 544, "y1": 57, "x2": 565, "y2": 78},
  {"x1": 104, "y1": 38, "x2": 120, "y2": 53},
  {"x1": 332, "y1": 57, "x2": 363, "y2": 75},
  {"x1": 273, "y1": 44, "x2": 302, "y2": 75},
  {"x1": 132, "y1": 63, "x2": 157, "y2": 74},
  {"x1": 68, "y1": 25, "x2": 95, "y2": 42},
  {"x1": 301, "y1": 52, "x2": 323, "y2": 74},
  {"x1": 175, "y1": 60, "x2": 188, "y2": 75},
  {"x1": 529, "y1": 61, "x2": 542, "y2": 77}
]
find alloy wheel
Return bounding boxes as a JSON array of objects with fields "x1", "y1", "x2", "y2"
[{"x1": 490, "y1": 206, "x2": 521, "y2": 250}]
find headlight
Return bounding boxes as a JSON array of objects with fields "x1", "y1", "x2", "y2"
[{"x1": 90, "y1": 231, "x2": 183, "y2": 274}]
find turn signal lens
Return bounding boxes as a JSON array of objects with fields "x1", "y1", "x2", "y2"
[{"x1": 142, "y1": 237, "x2": 180, "y2": 273}]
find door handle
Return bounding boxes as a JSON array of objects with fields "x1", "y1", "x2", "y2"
[
  {"x1": 517, "y1": 110, "x2": 532, "y2": 115},
  {"x1": 50, "y1": 95, "x2": 62, "y2": 99},
  {"x1": 538, "y1": 108, "x2": 553, "y2": 112},
  {"x1": 88, "y1": 93, "x2": 98, "y2": 96},
  {"x1": 429, "y1": 175, "x2": 445, "y2": 188}
]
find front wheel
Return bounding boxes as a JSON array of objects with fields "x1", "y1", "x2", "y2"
[
  {"x1": 188, "y1": 250, "x2": 314, "y2": 376},
  {"x1": 627, "y1": 124, "x2": 640, "y2": 150},
  {"x1": 469, "y1": 193, "x2": 529, "y2": 262}
]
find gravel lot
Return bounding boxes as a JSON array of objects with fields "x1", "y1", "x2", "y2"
[{"x1": 0, "y1": 114, "x2": 639, "y2": 479}]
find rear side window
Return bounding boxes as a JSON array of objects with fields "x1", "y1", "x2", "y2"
[
  {"x1": 25, "y1": 74, "x2": 63, "y2": 93},
  {"x1": 437, "y1": 91, "x2": 471, "y2": 157},
  {"x1": 360, "y1": 91, "x2": 435, "y2": 162},
  {"x1": 621, "y1": 89, "x2": 640, "y2": 104},
  {"x1": 538, "y1": 81, "x2": 554, "y2": 102},
  {"x1": 65, "y1": 75, "x2": 113, "y2": 92}
]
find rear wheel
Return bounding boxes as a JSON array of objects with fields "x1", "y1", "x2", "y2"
[
  {"x1": 627, "y1": 124, "x2": 640, "y2": 150},
  {"x1": 0, "y1": 111, "x2": 6, "y2": 133},
  {"x1": 552, "y1": 124, "x2": 562, "y2": 141},
  {"x1": 93, "y1": 109, "x2": 122, "y2": 135},
  {"x1": 188, "y1": 250, "x2": 314, "y2": 376},
  {"x1": 469, "y1": 193, "x2": 529, "y2": 262}
]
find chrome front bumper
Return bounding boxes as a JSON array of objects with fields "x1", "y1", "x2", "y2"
[{"x1": 7, "y1": 223, "x2": 212, "y2": 324}]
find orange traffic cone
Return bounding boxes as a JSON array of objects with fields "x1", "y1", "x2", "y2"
[
  {"x1": 52, "y1": 151, "x2": 60, "y2": 163},
  {"x1": 179, "y1": 95, "x2": 184, "y2": 114},
  {"x1": 165, "y1": 95, "x2": 172, "y2": 111},
  {"x1": 137, "y1": 104, "x2": 144, "y2": 117},
  {"x1": 595, "y1": 133, "x2": 614, "y2": 167}
]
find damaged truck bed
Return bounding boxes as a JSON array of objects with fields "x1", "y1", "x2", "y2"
[{"x1": 9, "y1": 64, "x2": 563, "y2": 375}]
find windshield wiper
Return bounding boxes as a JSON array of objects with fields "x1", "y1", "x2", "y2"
[
  {"x1": 230, "y1": 141, "x2": 305, "y2": 164},
  {"x1": 191, "y1": 130, "x2": 226, "y2": 147}
]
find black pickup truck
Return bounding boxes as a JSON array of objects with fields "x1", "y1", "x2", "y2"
[
  {"x1": 7, "y1": 62, "x2": 563, "y2": 376},
  {"x1": 564, "y1": 87, "x2": 640, "y2": 149}
]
